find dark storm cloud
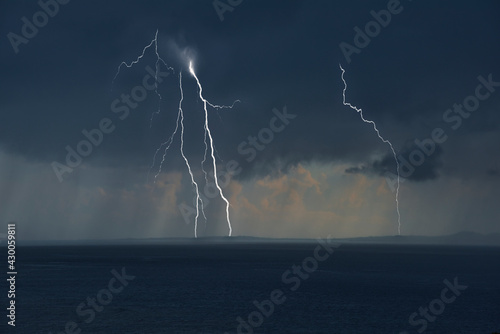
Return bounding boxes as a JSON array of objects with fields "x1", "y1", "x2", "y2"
[
  {"x1": 345, "y1": 165, "x2": 370, "y2": 175},
  {"x1": 1, "y1": 0, "x2": 499, "y2": 182},
  {"x1": 345, "y1": 142, "x2": 444, "y2": 182}
]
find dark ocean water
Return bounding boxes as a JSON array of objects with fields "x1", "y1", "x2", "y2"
[{"x1": 6, "y1": 243, "x2": 500, "y2": 333}]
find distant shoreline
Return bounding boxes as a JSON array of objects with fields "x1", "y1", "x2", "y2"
[{"x1": 16, "y1": 231, "x2": 500, "y2": 247}]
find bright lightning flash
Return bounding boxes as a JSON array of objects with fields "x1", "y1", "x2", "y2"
[
  {"x1": 149, "y1": 72, "x2": 207, "y2": 238},
  {"x1": 112, "y1": 30, "x2": 204, "y2": 237},
  {"x1": 339, "y1": 64, "x2": 402, "y2": 235},
  {"x1": 188, "y1": 61, "x2": 233, "y2": 237},
  {"x1": 113, "y1": 30, "x2": 238, "y2": 237},
  {"x1": 152, "y1": 61, "x2": 237, "y2": 237},
  {"x1": 178, "y1": 72, "x2": 203, "y2": 238}
]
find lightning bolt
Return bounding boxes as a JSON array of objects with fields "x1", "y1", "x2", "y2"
[
  {"x1": 112, "y1": 29, "x2": 205, "y2": 236},
  {"x1": 150, "y1": 62, "x2": 238, "y2": 237},
  {"x1": 113, "y1": 29, "x2": 238, "y2": 237},
  {"x1": 189, "y1": 61, "x2": 233, "y2": 237},
  {"x1": 339, "y1": 64, "x2": 402, "y2": 235},
  {"x1": 112, "y1": 29, "x2": 173, "y2": 126},
  {"x1": 148, "y1": 72, "x2": 208, "y2": 237},
  {"x1": 177, "y1": 72, "x2": 203, "y2": 238}
]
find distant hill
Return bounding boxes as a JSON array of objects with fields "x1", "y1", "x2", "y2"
[{"x1": 337, "y1": 231, "x2": 500, "y2": 246}]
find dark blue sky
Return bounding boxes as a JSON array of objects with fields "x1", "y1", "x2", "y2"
[{"x1": 1, "y1": 0, "x2": 499, "y2": 240}]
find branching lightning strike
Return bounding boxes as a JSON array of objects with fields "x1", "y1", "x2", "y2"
[
  {"x1": 177, "y1": 73, "x2": 203, "y2": 238},
  {"x1": 113, "y1": 30, "x2": 237, "y2": 237},
  {"x1": 339, "y1": 64, "x2": 402, "y2": 235},
  {"x1": 112, "y1": 29, "x2": 173, "y2": 127},
  {"x1": 148, "y1": 71, "x2": 207, "y2": 238},
  {"x1": 189, "y1": 61, "x2": 233, "y2": 237}
]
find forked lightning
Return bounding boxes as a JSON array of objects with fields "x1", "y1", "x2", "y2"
[
  {"x1": 114, "y1": 30, "x2": 237, "y2": 237},
  {"x1": 339, "y1": 64, "x2": 402, "y2": 235}
]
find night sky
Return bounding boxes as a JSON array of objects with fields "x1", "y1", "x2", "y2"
[{"x1": 1, "y1": 0, "x2": 499, "y2": 240}]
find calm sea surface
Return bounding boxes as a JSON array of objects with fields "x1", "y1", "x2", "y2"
[{"x1": 8, "y1": 243, "x2": 500, "y2": 333}]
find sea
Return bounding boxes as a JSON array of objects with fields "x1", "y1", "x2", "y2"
[{"x1": 6, "y1": 242, "x2": 500, "y2": 333}]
